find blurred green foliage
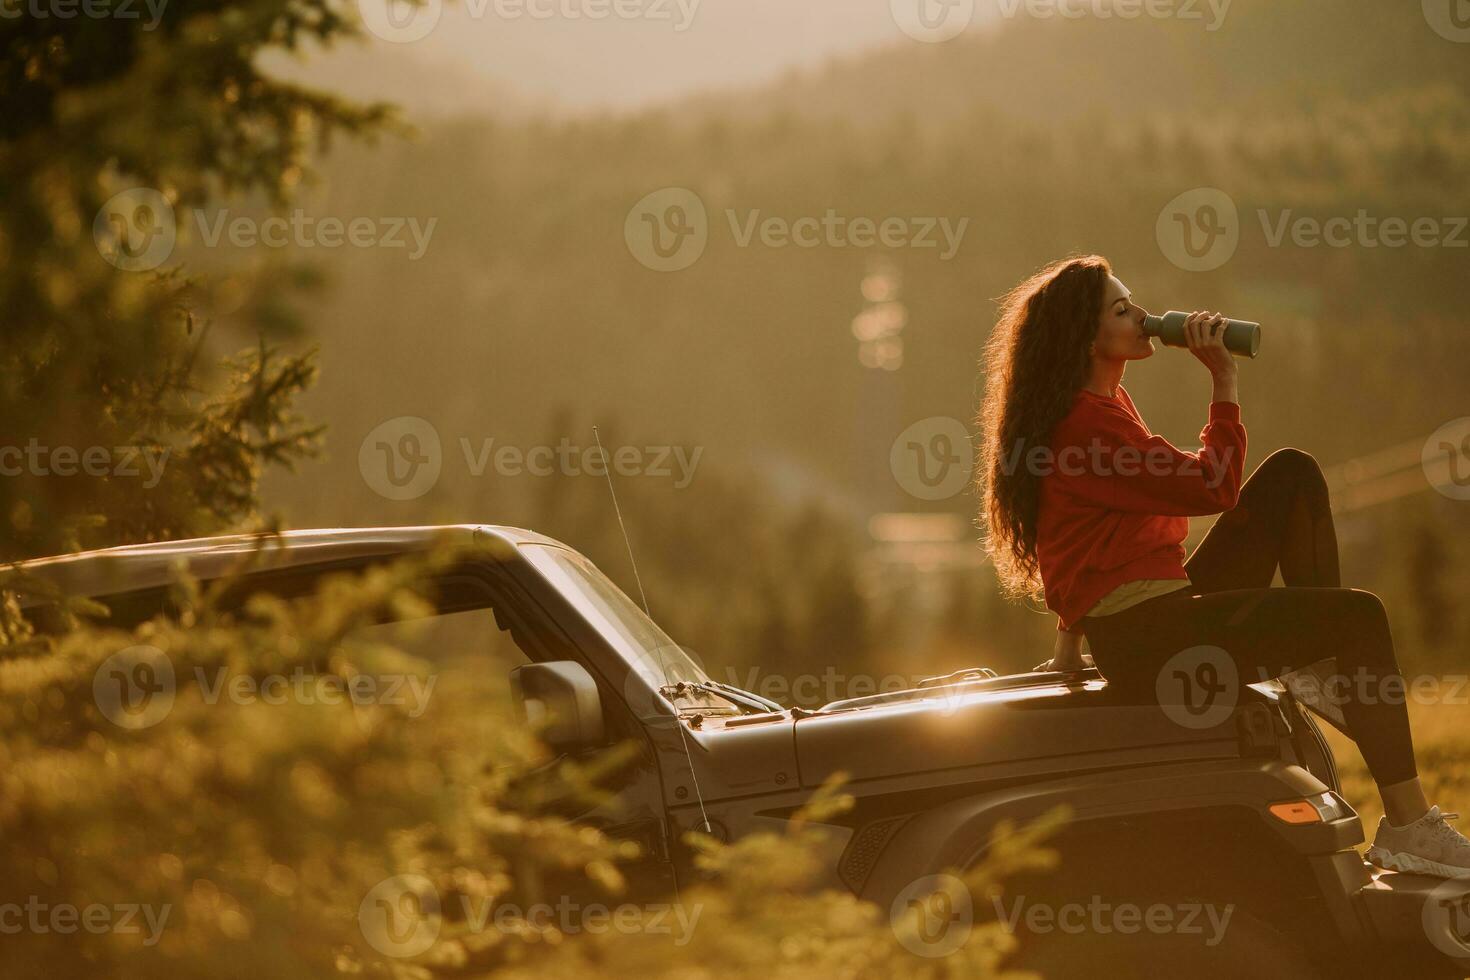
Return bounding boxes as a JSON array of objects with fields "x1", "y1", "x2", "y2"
[
  {"x1": 0, "y1": 544, "x2": 1063, "y2": 977},
  {"x1": 0, "y1": 0, "x2": 392, "y2": 559}
]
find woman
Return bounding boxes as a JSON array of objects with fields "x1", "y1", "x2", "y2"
[{"x1": 976, "y1": 253, "x2": 1470, "y2": 878}]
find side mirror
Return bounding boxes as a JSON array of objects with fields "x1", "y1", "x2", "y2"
[{"x1": 510, "y1": 661, "x2": 606, "y2": 752}]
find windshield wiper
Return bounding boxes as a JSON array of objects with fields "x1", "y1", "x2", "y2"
[
  {"x1": 705, "y1": 679, "x2": 783, "y2": 712},
  {"x1": 659, "y1": 680, "x2": 781, "y2": 714}
]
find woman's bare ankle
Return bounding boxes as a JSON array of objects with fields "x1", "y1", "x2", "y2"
[{"x1": 1380, "y1": 776, "x2": 1431, "y2": 827}]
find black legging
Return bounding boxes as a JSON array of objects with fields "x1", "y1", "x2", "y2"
[{"x1": 1079, "y1": 448, "x2": 1418, "y2": 786}]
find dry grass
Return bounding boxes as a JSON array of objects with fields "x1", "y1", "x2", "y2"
[{"x1": 1321, "y1": 688, "x2": 1470, "y2": 838}]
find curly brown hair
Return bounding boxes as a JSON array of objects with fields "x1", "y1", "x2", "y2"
[{"x1": 976, "y1": 254, "x2": 1113, "y2": 599}]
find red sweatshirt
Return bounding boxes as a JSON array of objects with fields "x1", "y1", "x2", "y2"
[{"x1": 1035, "y1": 385, "x2": 1247, "y2": 631}]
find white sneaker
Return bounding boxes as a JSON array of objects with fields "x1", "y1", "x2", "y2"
[{"x1": 1367, "y1": 806, "x2": 1470, "y2": 878}]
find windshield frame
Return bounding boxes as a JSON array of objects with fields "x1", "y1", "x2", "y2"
[{"x1": 518, "y1": 543, "x2": 712, "y2": 695}]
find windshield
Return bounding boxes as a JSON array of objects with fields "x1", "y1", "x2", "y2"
[{"x1": 520, "y1": 544, "x2": 709, "y2": 691}]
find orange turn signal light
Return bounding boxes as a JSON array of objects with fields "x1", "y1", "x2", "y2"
[{"x1": 1269, "y1": 800, "x2": 1324, "y2": 825}]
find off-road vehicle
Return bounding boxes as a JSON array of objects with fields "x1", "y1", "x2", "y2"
[{"x1": 19, "y1": 525, "x2": 1470, "y2": 977}]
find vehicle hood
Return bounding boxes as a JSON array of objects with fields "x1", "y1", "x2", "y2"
[{"x1": 793, "y1": 672, "x2": 1242, "y2": 787}]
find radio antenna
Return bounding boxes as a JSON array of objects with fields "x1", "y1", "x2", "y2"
[{"x1": 593, "y1": 425, "x2": 712, "y2": 837}]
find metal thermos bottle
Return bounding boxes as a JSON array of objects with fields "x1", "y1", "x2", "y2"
[{"x1": 1143, "y1": 311, "x2": 1261, "y2": 358}]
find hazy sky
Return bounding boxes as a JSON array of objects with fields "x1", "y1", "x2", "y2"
[{"x1": 273, "y1": 0, "x2": 993, "y2": 115}]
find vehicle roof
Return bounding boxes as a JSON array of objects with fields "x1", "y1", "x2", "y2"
[{"x1": 12, "y1": 525, "x2": 567, "y2": 601}]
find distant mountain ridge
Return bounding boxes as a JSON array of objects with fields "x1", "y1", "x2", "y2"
[
  {"x1": 671, "y1": 0, "x2": 1470, "y2": 125},
  {"x1": 266, "y1": 0, "x2": 1467, "y2": 127}
]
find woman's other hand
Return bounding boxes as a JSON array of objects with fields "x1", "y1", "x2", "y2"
[{"x1": 1033, "y1": 629, "x2": 1094, "y2": 672}]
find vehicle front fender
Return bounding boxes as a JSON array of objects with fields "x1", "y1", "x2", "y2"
[{"x1": 858, "y1": 757, "x2": 1357, "y2": 907}]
